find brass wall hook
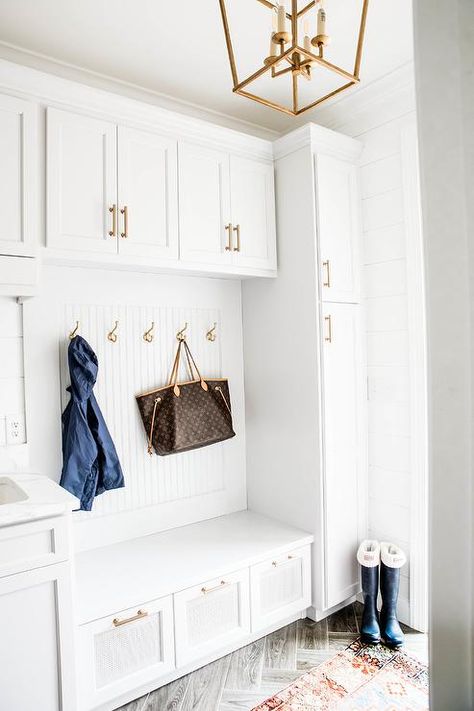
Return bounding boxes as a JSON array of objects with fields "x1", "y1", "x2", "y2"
[
  {"x1": 69, "y1": 320, "x2": 80, "y2": 340},
  {"x1": 143, "y1": 321, "x2": 155, "y2": 343},
  {"x1": 176, "y1": 322, "x2": 188, "y2": 341},
  {"x1": 206, "y1": 323, "x2": 217, "y2": 342},
  {"x1": 107, "y1": 320, "x2": 119, "y2": 343}
]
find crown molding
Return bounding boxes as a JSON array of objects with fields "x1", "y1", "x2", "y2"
[
  {"x1": 309, "y1": 62, "x2": 416, "y2": 137},
  {"x1": 273, "y1": 122, "x2": 362, "y2": 162},
  {"x1": 0, "y1": 47, "x2": 277, "y2": 158}
]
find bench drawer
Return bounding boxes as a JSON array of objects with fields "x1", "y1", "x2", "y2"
[
  {"x1": 78, "y1": 594, "x2": 175, "y2": 709},
  {"x1": 174, "y1": 568, "x2": 250, "y2": 666},
  {"x1": 250, "y1": 545, "x2": 311, "y2": 632},
  {"x1": 0, "y1": 517, "x2": 69, "y2": 578}
]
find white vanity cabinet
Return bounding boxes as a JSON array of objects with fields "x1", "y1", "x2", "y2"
[
  {"x1": 0, "y1": 508, "x2": 76, "y2": 711},
  {"x1": 47, "y1": 108, "x2": 178, "y2": 261},
  {"x1": 0, "y1": 561, "x2": 75, "y2": 711},
  {"x1": 178, "y1": 143, "x2": 276, "y2": 273}
]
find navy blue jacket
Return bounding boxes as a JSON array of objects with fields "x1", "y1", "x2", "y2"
[{"x1": 60, "y1": 336, "x2": 124, "y2": 511}]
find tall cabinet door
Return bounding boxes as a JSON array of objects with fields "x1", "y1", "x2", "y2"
[
  {"x1": 0, "y1": 562, "x2": 76, "y2": 711},
  {"x1": 178, "y1": 142, "x2": 232, "y2": 265},
  {"x1": 117, "y1": 127, "x2": 178, "y2": 261},
  {"x1": 230, "y1": 156, "x2": 277, "y2": 271},
  {"x1": 315, "y1": 154, "x2": 360, "y2": 303},
  {"x1": 321, "y1": 302, "x2": 362, "y2": 609},
  {"x1": 0, "y1": 93, "x2": 36, "y2": 257},
  {"x1": 47, "y1": 108, "x2": 117, "y2": 254}
]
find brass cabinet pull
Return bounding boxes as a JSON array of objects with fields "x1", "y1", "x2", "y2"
[
  {"x1": 233, "y1": 224, "x2": 241, "y2": 252},
  {"x1": 324, "y1": 314, "x2": 332, "y2": 343},
  {"x1": 120, "y1": 206, "x2": 128, "y2": 238},
  {"x1": 108, "y1": 204, "x2": 117, "y2": 237},
  {"x1": 225, "y1": 223, "x2": 232, "y2": 251},
  {"x1": 322, "y1": 259, "x2": 331, "y2": 287},
  {"x1": 112, "y1": 609, "x2": 148, "y2": 627},
  {"x1": 201, "y1": 580, "x2": 228, "y2": 594}
]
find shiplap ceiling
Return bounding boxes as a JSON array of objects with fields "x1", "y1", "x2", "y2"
[{"x1": 0, "y1": 0, "x2": 413, "y2": 133}]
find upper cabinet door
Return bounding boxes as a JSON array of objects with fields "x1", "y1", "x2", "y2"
[
  {"x1": 47, "y1": 108, "x2": 117, "y2": 254},
  {"x1": 0, "y1": 94, "x2": 36, "y2": 257},
  {"x1": 230, "y1": 156, "x2": 277, "y2": 271},
  {"x1": 315, "y1": 154, "x2": 360, "y2": 303},
  {"x1": 117, "y1": 127, "x2": 178, "y2": 261},
  {"x1": 178, "y1": 142, "x2": 232, "y2": 265}
]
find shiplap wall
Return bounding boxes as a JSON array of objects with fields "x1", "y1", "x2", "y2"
[
  {"x1": 358, "y1": 113, "x2": 420, "y2": 622},
  {"x1": 0, "y1": 297, "x2": 27, "y2": 468}
]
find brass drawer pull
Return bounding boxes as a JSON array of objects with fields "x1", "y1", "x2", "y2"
[
  {"x1": 225, "y1": 223, "x2": 232, "y2": 251},
  {"x1": 108, "y1": 204, "x2": 117, "y2": 237},
  {"x1": 322, "y1": 259, "x2": 331, "y2": 287},
  {"x1": 201, "y1": 580, "x2": 228, "y2": 594},
  {"x1": 112, "y1": 609, "x2": 148, "y2": 627},
  {"x1": 233, "y1": 224, "x2": 241, "y2": 252},
  {"x1": 120, "y1": 205, "x2": 128, "y2": 238},
  {"x1": 324, "y1": 314, "x2": 332, "y2": 343}
]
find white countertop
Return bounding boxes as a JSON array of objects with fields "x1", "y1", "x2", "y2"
[{"x1": 0, "y1": 473, "x2": 78, "y2": 527}]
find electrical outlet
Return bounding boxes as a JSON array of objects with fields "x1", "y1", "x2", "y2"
[{"x1": 6, "y1": 414, "x2": 26, "y2": 445}]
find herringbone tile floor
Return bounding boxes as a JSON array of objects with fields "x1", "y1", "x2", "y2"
[{"x1": 119, "y1": 602, "x2": 428, "y2": 711}]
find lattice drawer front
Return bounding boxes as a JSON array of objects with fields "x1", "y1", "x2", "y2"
[
  {"x1": 94, "y1": 611, "x2": 162, "y2": 688},
  {"x1": 187, "y1": 584, "x2": 240, "y2": 647},
  {"x1": 174, "y1": 568, "x2": 250, "y2": 666},
  {"x1": 259, "y1": 559, "x2": 303, "y2": 614},
  {"x1": 251, "y1": 546, "x2": 311, "y2": 632}
]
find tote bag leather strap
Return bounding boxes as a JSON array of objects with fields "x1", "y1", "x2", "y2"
[{"x1": 168, "y1": 340, "x2": 208, "y2": 396}]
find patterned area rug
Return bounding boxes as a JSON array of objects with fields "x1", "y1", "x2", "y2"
[{"x1": 252, "y1": 639, "x2": 428, "y2": 710}]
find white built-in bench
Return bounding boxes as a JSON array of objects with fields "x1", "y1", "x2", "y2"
[{"x1": 74, "y1": 510, "x2": 313, "y2": 711}]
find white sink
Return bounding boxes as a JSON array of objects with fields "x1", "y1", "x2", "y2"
[{"x1": 0, "y1": 476, "x2": 29, "y2": 505}]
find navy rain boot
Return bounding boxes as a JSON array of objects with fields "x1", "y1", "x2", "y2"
[
  {"x1": 380, "y1": 542, "x2": 406, "y2": 648},
  {"x1": 357, "y1": 540, "x2": 381, "y2": 645}
]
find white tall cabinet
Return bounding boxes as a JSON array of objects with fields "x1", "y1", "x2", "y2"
[{"x1": 243, "y1": 124, "x2": 366, "y2": 619}]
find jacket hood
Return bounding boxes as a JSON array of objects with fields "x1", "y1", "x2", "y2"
[{"x1": 68, "y1": 335, "x2": 98, "y2": 399}]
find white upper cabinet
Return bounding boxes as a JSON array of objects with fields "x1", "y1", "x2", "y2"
[
  {"x1": 179, "y1": 142, "x2": 277, "y2": 273},
  {"x1": 0, "y1": 94, "x2": 36, "y2": 257},
  {"x1": 178, "y1": 142, "x2": 232, "y2": 266},
  {"x1": 46, "y1": 107, "x2": 276, "y2": 276},
  {"x1": 230, "y1": 156, "x2": 277, "y2": 271},
  {"x1": 47, "y1": 108, "x2": 117, "y2": 254},
  {"x1": 315, "y1": 154, "x2": 360, "y2": 303},
  {"x1": 117, "y1": 126, "x2": 178, "y2": 260}
]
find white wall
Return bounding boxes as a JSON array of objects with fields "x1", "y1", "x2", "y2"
[{"x1": 0, "y1": 297, "x2": 28, "y2": 469}]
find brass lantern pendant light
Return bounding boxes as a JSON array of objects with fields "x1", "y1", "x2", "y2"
[{"x1": 218, "y1": 0, "x2": 369, "y2": 116}]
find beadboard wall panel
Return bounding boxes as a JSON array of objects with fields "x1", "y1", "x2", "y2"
[
  {"x1": 24, "y1": 266, "x2": 247, "y2": 551},
  {"x1": 59, "y1": 303, "x2": 225, "y2": 519}
]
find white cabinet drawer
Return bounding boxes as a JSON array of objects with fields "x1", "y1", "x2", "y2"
[
  {"x1": 250, "y1": 545, "x2": 311, "y2": 632},
  {"x1": 174, "y1": 568, "x2": 250, "y2": 666},
  {"x1": 78, "y1": 595, "x2": 174, "y2": 709},
  {"x1": 0, "y1": 517, "x2": 69, "y2": 578}
]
